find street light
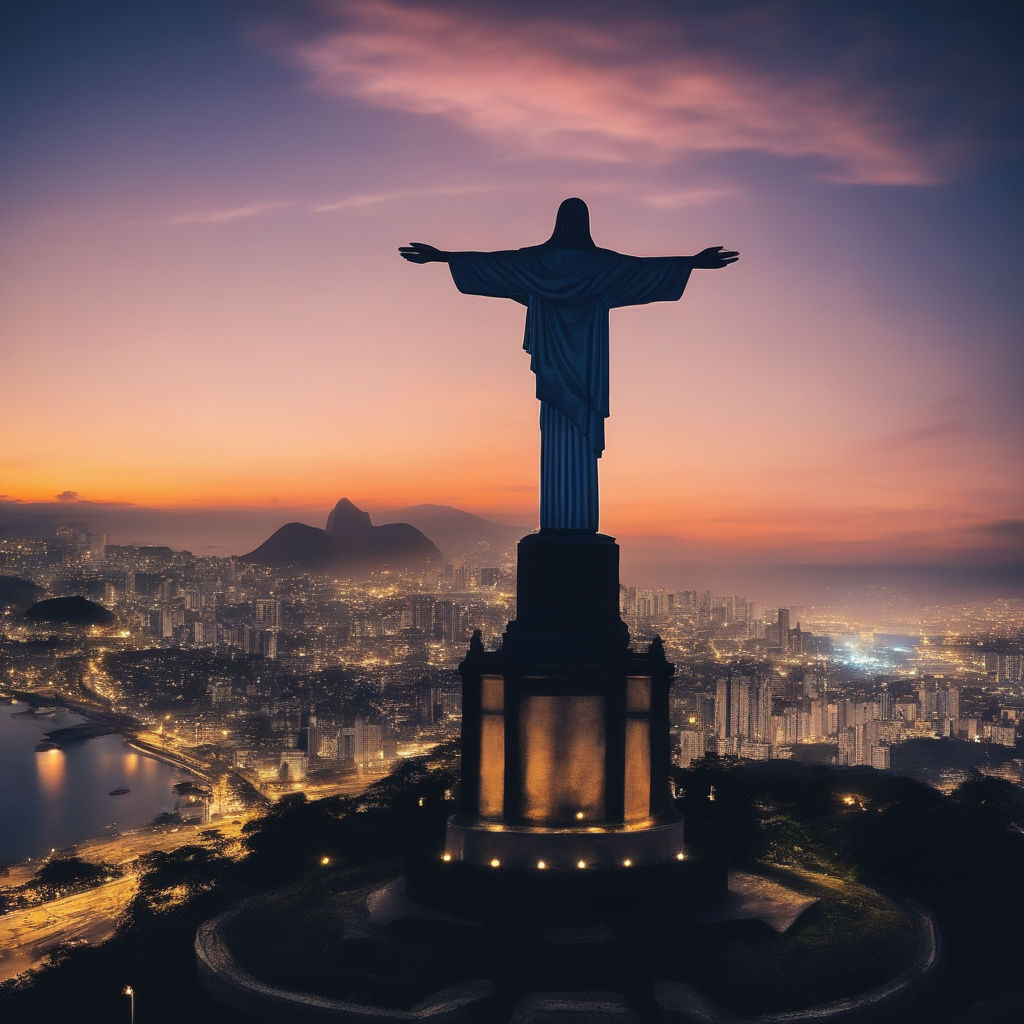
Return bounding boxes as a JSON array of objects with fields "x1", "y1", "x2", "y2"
[{"x1": 123, "y1": 985, "x2": 134, "y2": 1024}]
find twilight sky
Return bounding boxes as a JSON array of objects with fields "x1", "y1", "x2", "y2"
[{"x1": 2, "y1": 0, "x2": 1022, "y2": 569}]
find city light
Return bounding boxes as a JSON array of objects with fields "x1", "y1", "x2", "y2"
[{"x1": 2, "y1": 506, "x2": 1022, "y2": 1006}]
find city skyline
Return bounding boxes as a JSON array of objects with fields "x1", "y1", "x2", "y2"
[{"x1": 3, "y1": 1, "x2": 1022, "y2": 571}]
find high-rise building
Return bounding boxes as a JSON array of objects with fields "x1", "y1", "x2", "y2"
[
  {"x1": 279, "y1": 749, "x2": 307, "y2": 781},
  {"x1": 679, "y1": 729, "x2": 706, "y2": 768},
  {"x1": 918, "y1": 680, "x2": 938, "y2": 720},
  {"x1": 340, "y1": 716, "x2": 384, "y2": 767},
  {"x1": 715, "y1": 670, "x2": 772, "y2": 745},
  {"x1": 936, "y1": 682, "x2": 960, "y2": 723},
  {"x1": 255, "y1": 599, "x2": 282, "y2": 628}
]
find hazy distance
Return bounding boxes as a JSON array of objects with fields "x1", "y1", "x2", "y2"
[{"x1": 2, "y1": 499, "x2": 1020, "y2": 608}]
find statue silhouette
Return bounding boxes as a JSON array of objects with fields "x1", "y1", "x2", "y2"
[{"x1": 400, "y1": 198, "x2": 738, "y2": 532}]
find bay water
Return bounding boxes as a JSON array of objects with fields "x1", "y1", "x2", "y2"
[{"x1": 0, "y1": 701, "x2": 187, "y2": 865}]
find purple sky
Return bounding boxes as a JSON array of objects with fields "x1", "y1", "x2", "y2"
[{"x1": 2, "y1": 0, "x2": 1022, "y2": 571}]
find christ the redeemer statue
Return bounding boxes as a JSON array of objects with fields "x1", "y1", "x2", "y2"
[{"x1": 400, "y1": 198, "x2": 738, "y2": 532}]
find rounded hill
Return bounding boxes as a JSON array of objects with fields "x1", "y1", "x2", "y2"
[{"x1": 24, "y1": 596, "x2": 115, "y2": 626}]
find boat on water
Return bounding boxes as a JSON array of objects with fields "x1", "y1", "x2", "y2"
[{"x1": 109, "y1": 786, "x2": 130, "y2": 796}]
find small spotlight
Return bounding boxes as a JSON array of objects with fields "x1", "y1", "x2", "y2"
[
  {"x1": 537, "y1": 860, "x2": 547, "y2": 870},
  {"x1": 489, "y1": 858, "x2": 500, "y2": 868},
  {"x1": 576, "y1": 860, "x2": 587, "y2": 869},
  {"x1": 676, "y1": 852, "x2": 686, "y2": 861},
  {"x1": 622, "y1": 858, "x2": 632, "y2": 867},
  {"x1": 320, "y1": 856, "x2": 331, "y2": 866},
  {"x1": 442, "y1": 853, "x2": 452, "y2": 863},
  {"x1": 575, "y1": 811, "x2": 585, "y2": 820}
]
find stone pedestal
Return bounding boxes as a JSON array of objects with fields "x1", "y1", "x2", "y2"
[{"x1": 441, "y1": 531, "x2": 688, "y2": 874}]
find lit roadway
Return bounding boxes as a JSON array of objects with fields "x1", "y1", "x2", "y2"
[
  {"x1": 0, "y1": 875, "x2": 138, "y2": 983},
  {"x1": 0, "y1": 817, "x2": 249, "y2": 983}
]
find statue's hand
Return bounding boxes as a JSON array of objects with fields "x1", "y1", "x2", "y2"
[
  {"x1": 691, "y1": 246, "x2": 739, "y2": 269},
  {"x1": 399, "y1": 242, "x2": 447, "y2": 264}
]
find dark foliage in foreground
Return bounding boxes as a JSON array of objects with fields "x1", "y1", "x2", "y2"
[
  {"x1": 0, "y1": 856, "x2": 123, "y2": 914},
  {"x1": 675, "y1": 755, "x2": 1024, "y2": 1020},
  {"x1": 0, "y1": 742, "x2": 459, "y2": 1023},
  {"x1": 1, "y1": 745, "x2": 1022, "y2": 1022}
]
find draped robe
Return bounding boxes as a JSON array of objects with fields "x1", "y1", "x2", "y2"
[{"x1": 449, "y1": 247, "x2": 691, "y2": 531}]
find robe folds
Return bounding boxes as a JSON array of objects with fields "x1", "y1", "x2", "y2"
[{"x1": 449, "y1": 247, "x2": 691, "y2": 530}]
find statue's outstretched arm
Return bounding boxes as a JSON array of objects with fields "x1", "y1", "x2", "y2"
[
  {"x1": 399, "y1": 242, "x2": 451, "y2": 264},
  {"x1": 689, "y1": 246, "x2": 739, "y2": 269}
]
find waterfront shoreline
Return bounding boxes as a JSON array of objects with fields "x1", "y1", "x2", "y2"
[
  {"x1": 126, "y1": 736, "x2": 212, "y2": 783},
  {"x1": 0, "y1": 693, "x2": 197, "y2": 868},
  {"x1": 1, "y1": 687, "x2": 137, "y2": 733}
]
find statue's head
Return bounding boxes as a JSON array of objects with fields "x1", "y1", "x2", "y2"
[{"x1": 542, "y1": 197, "x2": 597, "y2": 249}]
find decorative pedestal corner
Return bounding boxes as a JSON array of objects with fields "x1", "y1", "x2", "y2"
[{"x1": 415, "y1": 529, "x2": 726, "y2": 916}]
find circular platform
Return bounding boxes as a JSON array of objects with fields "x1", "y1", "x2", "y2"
[
  {"x1": 197, "y1": 867, "x2": 938, "y2": 1023},
  {"x1": 443, "y1": 816, "x2": 688, "y2": 870}
]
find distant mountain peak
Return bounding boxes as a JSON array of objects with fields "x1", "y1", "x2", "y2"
[
  {"x1": 386, "y1": 503, "x2": 527, "y2": 558},
  {"x1": 242, "y1": 499, "x2": 440, "y2": 574},
  {"x1": 326, "y1": 498, "x2": 373, "y2": 537}
]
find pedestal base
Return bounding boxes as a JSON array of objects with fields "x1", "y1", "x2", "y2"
[
  {"x1": 505, "y1": 531, "x2": 628, "y2": 652},
  {"x1": 444, "y1": 815, "x2": 687, "y2": 870}
]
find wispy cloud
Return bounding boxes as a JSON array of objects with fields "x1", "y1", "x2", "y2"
[
  {"x1": 310, "y1": 183, "x2": 496, "y2": 213},
  {"x1": 274, "y1": 1, "x2": 937, "y2": 186},
  {"x1": 163, "y1": 201, "x2": 291, "y2": 226},
  {"x1": 869, "y1": 420, "x2": 965, "y2": 453},
  {"x1": 970, "y1": 519, "x2": 1024, "y2": 543},
  {"x1": 637, "y1": 187, "x2": 737, "y2": 209}
]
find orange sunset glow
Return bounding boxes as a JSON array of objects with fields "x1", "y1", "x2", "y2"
[{"x1": 2, "y1": 0, "x2": 1021, "y2": 578}]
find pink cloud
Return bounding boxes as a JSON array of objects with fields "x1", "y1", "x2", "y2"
[
  {"x1": 310, "y1": 183, "x2": 497, "y2": 213},
  {"x1": 164, "y1": 201, "x2": 290, "y2": 226},
  {"x1": 637, "y1": 187, "x2": 736, "y2": 209},
  {"x1": 279, "y1": 1, "x2": 937, "y2": 185}
]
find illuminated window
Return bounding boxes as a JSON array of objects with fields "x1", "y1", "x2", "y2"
[
  {"x1": 520, "y1": 695, "x2": 606, "y2": 822},
  {"x1": 481, "y1": 675, "x2": 504, "y2": 712},
  {"x1": 479, "y1": 712, "x2": 505, "y2": 818},
  {"x1": 626, "y1": 676, "x2": 651, "y2": 712},
  {"x1": 624, "y1": 718, "x2": 651, "y2": 823}
]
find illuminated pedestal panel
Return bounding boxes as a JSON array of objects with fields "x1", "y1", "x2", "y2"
[{"x1": 445, "y1": 531, "x2": 686, "y2": 871}]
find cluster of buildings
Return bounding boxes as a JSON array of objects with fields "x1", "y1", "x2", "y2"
[
  {"x1": 676, "y1": 647, "x2": 1024, "y2": 774},
  {"x1": 2, "y1": 525, "x2": 1023, "y2": 798},
  {"x1": 621, "y1": 593, "x2": 828, "y2": 657}
]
